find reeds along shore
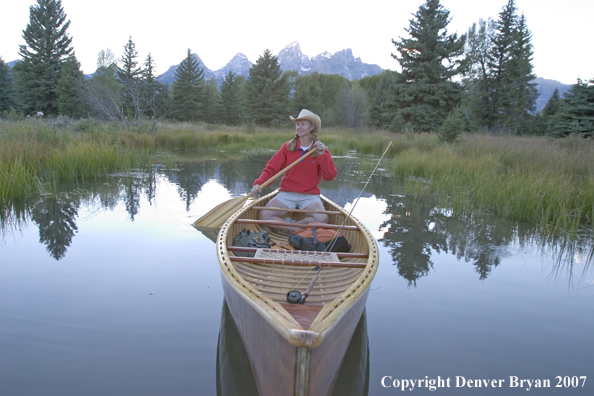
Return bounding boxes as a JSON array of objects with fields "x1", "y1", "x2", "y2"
[{"x1": 1, "y1": 120, "x2": 593, "y2": 235}]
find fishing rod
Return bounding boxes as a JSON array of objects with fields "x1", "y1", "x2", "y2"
[{"x1": 286, "y1": 141, "x2": 393, "y2": 304}]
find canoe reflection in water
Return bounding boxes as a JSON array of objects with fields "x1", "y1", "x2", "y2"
[{"x1": 216, "y1": 300, "x2": 369, "y2": 396}]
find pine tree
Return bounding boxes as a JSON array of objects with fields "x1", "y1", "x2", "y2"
[
  {"x1": 437, "y1": 106, "x2": 465, "y2": 143},
  {"x1": 141, "y1": 53, "x2": 158, "y2": 118},
  {"x1": 369, "y1": 71, "x2": 400, "y2": 128},
  {"x1": 386, "y1": 0, "x2": 467, "y2": 131},
  {"x1": 202, "y1": 77, "x2": 220, "y2": 124},
  {"x1": 56, "y1": 54, "x2": 86, "y2": 117},
  {"x1": 218, "y1": 71, "x2": 245, "y2": 126},
  {"x1": 171, "y1": 49, "x2": 204, "y2": 122},
  {"x1": 142, "y1": 53, "x2": 156, "y2": 84},
  {"x1": 0, "y1": 57, "x2": 19, "y2": 114},
  {"x1": 541, "y1": 88, "x2": 561, "y2": 118},
  {"x1": 550, "y1": 79, "x2": 594, "y2": 138},
  {"x1": 117, "y1": 37, "x2": 142, "y2": 82},
  {"x1": 116, "y1": 37, "x2": 143, "y2": 124},
  {"x1": 487, "y1": 0, "x2": 517, "y2": 126},
  {"x1": 139, "y1": 55, "x2": 172, "y2": 133},
  {"x1": 463, "y1": 19, "x2": 495, "y2": 128},
  {"x1": 484, "y1": 0, "x2": 537, "y2": 132},
  {"x1": 13, "y1": 0, "x2": 73, "y2": 116},
  {"x1": 246, "y1": 49, "x2": 290, "y2": 126},
  {"x1": 505, "y1": 14, "x2": 538, "y2": 130}
]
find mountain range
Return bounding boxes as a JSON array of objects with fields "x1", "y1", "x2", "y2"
[{"x1": 156, "y1": 41, "x2": 383, "y2": 88}]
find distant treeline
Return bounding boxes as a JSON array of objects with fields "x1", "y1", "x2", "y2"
[{"x1": 0, "y1": 0, "x2": 592, "y2": 138}]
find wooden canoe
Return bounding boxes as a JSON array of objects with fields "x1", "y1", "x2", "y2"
[
  {"x1": 216, "y1": 300, "x2": 370, "y2": 396},
  {"x1": 217, "y1": 190, "x2": 379, "y2": 396}
]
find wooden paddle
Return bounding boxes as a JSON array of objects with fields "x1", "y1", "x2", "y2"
[{"x1": 192, "y1": 146, "x2": 317, "y2": 229}]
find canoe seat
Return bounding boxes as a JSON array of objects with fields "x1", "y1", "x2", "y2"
[{"x1": 254, "y1": 249, "x2": 340, "y2": 265}]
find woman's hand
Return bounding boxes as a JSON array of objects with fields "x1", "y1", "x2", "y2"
[
  {"x1": 250, "y1": 184, "x2": 260, "y2": 196},
  {"x1": 313, "y1": 140, "x2": 326, "y2": 156}
]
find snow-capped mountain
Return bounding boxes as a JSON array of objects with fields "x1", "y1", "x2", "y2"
[{"x1": 156, "y1": 41, "x2": 384, "y2": 87}]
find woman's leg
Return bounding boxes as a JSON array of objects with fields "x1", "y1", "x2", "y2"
[
  {"x1": 257, "y1": 198, "x2": 297, "y2": 231},
  {"x1": 293, "y1": 201, "x2": 328, "y2": 228}
]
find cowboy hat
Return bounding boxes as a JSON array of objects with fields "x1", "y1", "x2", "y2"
[{"x1": 290, "y1": 109, "x2": 321, "y2": 133}]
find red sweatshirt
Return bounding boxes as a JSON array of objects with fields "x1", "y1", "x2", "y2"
[{"x1": 253, "y1": 140, "x2": 337, "y2": 195}]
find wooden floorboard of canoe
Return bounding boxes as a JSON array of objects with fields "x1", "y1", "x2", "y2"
[{"x1": 279, "y1": 302, "x2": 324, "y2": 330}]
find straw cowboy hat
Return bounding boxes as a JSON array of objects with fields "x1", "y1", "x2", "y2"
[{"x1": 290, "y1": 109, "x2": 321, "y2": 133}]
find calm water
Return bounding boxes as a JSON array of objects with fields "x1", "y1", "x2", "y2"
[{"x1": 1, "y1": 154, "x2": 593, "y2": 396}]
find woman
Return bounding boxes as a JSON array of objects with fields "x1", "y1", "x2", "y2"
[{"x1": 250, "y1": 109, "x2": 337, "y2": 231}]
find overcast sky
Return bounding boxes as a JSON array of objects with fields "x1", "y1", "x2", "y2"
[{"x1": 1, "y1": 0, "x2": 591, "y2": 85}]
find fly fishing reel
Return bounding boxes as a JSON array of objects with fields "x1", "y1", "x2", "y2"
[{"x1": 286, "y1": 290, "x2": 305, "y2": 304}]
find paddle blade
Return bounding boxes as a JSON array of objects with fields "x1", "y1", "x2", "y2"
[{"x1": 192, "y1": 195, "x2": 251, "y2": 229}]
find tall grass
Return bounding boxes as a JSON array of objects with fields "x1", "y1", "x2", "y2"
[
  {"x1": 392, "y1": 133, "x2": 594, "y2": 235},
  {"x1": 0, "y1": 120, "x2": 153, "y2": 201},
  {"x1": 2, "y1": 119, "x2": 593, "y2": 236}
]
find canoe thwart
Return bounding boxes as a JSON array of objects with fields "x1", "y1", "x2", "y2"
[
  {"x1": 234, "y1": 219, "x2": 358, "y2": 230},
  {"x1": 252, "y1": 206, "x2": 341, "y2": 215}
]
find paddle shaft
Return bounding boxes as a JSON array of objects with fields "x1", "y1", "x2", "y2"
[{"x1": 193, "y1": 143, "x2": 317, "y2": 228}]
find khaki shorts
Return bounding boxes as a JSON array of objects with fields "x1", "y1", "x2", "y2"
[{"x1": 275, "y1": 191, "x2": 323, "y2": 209}]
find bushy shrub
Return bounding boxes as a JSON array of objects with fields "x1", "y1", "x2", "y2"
[{"x1": 438, "y1": 107, "x2": 465, "y2": 143}]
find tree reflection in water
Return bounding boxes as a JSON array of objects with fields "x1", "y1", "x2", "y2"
[
  {"x1": 31, "y1": 196, "x2": 79, "y2": 260},
  {"x1": 375, "y1": 175, "x2": 593, "y2": 286},
  {"x1": 0, "y1": 155, "x2": 592, "y2": 277}
]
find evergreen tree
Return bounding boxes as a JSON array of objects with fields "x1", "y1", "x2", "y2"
[
  {"x1": 0, "y1": 57, "x2": 19, "y2": 114},
  {"x1": 486, "y1": 0, "x2": 517, "y2": 127},
  {"x1": 386, "y1": 0, "x2": 467, "y2": 131},
  {"x1": 246, "y1": 49, "x2": 290, "y2": 126},
  {"x1": 116, "y1": 37, "x2": 143, "y2": 124},
  {"x1": 202, "y1": 77, "x2": 220, "y2": 124},
  {"x1": 504, "y1": 13, "x2": 538, "y2": 131},
  {"x1": 534, "y1": 88, "x2": 561, "y2": 135},
  {"x1": 218, "y1": 71, "x2": 245, "y2": 125},
  {"x1": 142, "y1": 53, "x2": 157, "y2": 84},
  {"x1": 138, "y1": 54, "x2": 173, "y2": 132},
  {"x1": 13, "y1": 0, "x2": 73, "y2": 116},
  {"x1": 56, "y1": 54, "x2": 86, "y2": 117},
  {"x1": 463, "y1": 18, "x2": 495, "y2": 128},
  {"x1": 541, "y1": 88, "x2": 561, "y2": 118},
  {"x1": 141, "y1": 53, "x2": 159, "y2": 118},
  {"x1": 171, "y1": 49, "x2": 204, "y2": 121},
  {"x1": 117, "y1": 37, "x2": 142, "y2": 82},
  {"x1": 369, "y1": 71, "x2": 400, "y2": 128},
  {"x1": 486, "y1": 0, "x2": 537, "y2": 132},
  {"x1": 437, "y1": 106, "x2": 465, "y2": 143},
  {"x1": 550, "y1": 79, "x2": 594, "y2": 138}
]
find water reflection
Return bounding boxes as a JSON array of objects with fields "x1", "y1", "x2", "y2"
[
  {"x1": 31, "y1": 195, "x2": 79, "y2": 260},
  {"x1": 1, "y1": 155, "x2": 592, "y2": 281},
  {"x1": 377, "y1": 182, "x2": 593, "y2": 286},
  {"x1": 216, "y1": 300, "x2": 369, "y2": 396}
]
